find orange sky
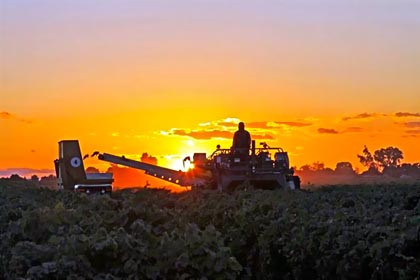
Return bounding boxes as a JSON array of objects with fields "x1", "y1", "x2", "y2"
[{"x1": 1, "y1": 0, "x2": 420, "y2": 178}]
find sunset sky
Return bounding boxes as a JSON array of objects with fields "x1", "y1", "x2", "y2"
[{"x1": 1, "y1": 0, "x2": 420, "y2": 178}]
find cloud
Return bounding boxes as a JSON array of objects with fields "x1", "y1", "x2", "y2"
[
  {"x1": 171, "y1": 129, "x2": 274, "y2": 140},
  {"x1": 216, "y1": 121, "x2": 312, "y2": 129},
  {"x1": 343, "y1": 127, "x2": 364, "y2": 133},
  {"x1": 163, "y1": 118, "x2": 312, "y2": 141},
  {"x1": 317, "y1": 126, "x2": 364, "y2": 135},
  {"x1": 274, "y1": 121, "x2": 312, "y2": 127},
  {"x1": 216, "y1": 121, "x2": 271, "y2": 129},
  {"x1": 0, "y1": 111, "x2": 13, "y2": 119},
  {"x1": 406, "y1": 129, "x2": 420, "y2": 134},
  {"x1": 217, "y1": 121, "x2": 239, "y2": 127},
  {"x1": 0, "y1": 168, "x2": 54, "y2": 178},
  {"x1": 318, "y1": 128, "x2": 339, "y2": 134},
  {"x1": 251, "y1": 134, "x2": 275, "y2": 140},
  {"x1": 0, "y1": 111, "x2": 32, "y2": 123},
  {"x1": 210, "y1": 118, "x2": 241, "y2": 128},
  {"x1": 247, "y1": 122, "x2": 270, "y2": 129},
  {"x1": 198, "y1": 118, "x2": 313, "y2": 130},
  {"x1": 342, "y1": 113, "x2": 380, "y2": 121},
  {"x1": 395, "y1": 112, "x2": 420, "y2": 118},
  {"x1": 400, "y1": 120, "x2": 420, "y2": 135},
  {"x1": 172, "y1": 129, "x2": 233, "y2": 139},
  {"x1": 405, "y1": 121, "x2": 420, "y2": 128}
]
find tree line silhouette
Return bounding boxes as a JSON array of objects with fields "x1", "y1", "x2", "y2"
[
  {"x1": 295, "y1": 146, "x2": 420, "y2": 185},
  {"x1": 2, "y1": 146, "x2": 419, "y2": 188}
]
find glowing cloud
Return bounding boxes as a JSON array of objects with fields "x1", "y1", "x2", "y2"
[
  {"x1": 406, "y1": 129, "x2": 420, "y2": 134},
  {"x1": 395, "y1": 112, "x2": 420, "y2": 118},
  {"x1": 0, "y1": 111, "x2": 13, "y2": 120},
  {"x1": 274, "y1": 121, "x2": 312, "y2": 127},
  {"x1": 215, "y1": 118, "x2": 241, "y2": 127},
  {"x1": 170, "y1": 128, "x2": 274, "y2": 140},
  {"x1": 195, "y1": 118, "x2": 312, "y2": 132},
  {"x1": 342, "y1": 113, "x2": 380, "y2": 121},
  {"x1": 0, "y1": 111, "x2": 31, "y2": 123},
  {"x1": 172, "y1": 129, "x2": 233, "y2": 140},
  {"x1": 318, "y1": 128, "x2": 339, "y2": 134},
  {"x1": 252, "y1": 134, "x2": 275, "y2": 140},
  {"x1": 247, "y1": 122, "x2": 270, "y2": 129},
  {"x1": 405, "y1": 122, "x2": 420, "y2": 128},
  {"x1": 217, "y1": 121, "x2": 239, "y2": 128},
  {"x1": 343, "y1": 127, "x2": 364, "y2": 133}
]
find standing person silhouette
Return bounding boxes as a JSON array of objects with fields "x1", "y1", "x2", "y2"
[{"x1": 232, "y1": 122, "x2": 251, "y2": 159}]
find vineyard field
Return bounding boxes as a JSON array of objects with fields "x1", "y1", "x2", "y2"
[{"x1": 1, "y1": 180, "x2": 419, "y2": 279}]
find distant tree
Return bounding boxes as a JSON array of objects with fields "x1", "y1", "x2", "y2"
[
  {"x1": 382, "y1": 165, "x2": 400, "y2": 177},
  {"x1": 382, "y1": 163, "x2": 420, "y2": 178},
  {"x1": 299, "y1": 161, "x2": 326, "y2": 172},
  {"x1": 335, "y1": 162, "x2": 355, "y2": 175},
  {"x1": 31, "y1": 175, "x2": 39, "y2": 182},
  {"x1": 39, "y1": 175, "x2": 57, "y2": 189},
  {"x1": 141, "y1": 153, "x2": 158, "y2": 165},
  {"x1": 398, "y1": 163, "x2": 420, "y2": 178},
  {"x1": 357, "y1": 145, "x2": 376, "y2": 169},
  {"x1": 358, "y1": 145, "x2": 404, "y2": 174},
  {"x1": 373, "y1": 146, "x2": 403, "y2": 168},
  {"x1": 299, "y1": 164, "x2": 312, "y2": 172},
  {"x1": 10, "y1": 174, "x2": 24, "y2": 181},
  {"x1": 40, "y1": 174, "x2": 56, "y2": 180},
  {"x1": 312, "y1": 161, "x2": 325, "y2": 171}
]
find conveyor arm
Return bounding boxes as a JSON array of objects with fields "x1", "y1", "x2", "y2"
[{"x1": 98, "y1": 153, "x2": 206, "y2": 186}]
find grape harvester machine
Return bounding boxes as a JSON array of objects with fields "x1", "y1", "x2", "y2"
[{"x1": 54, "y1": 140, "x2": 300, "y2": 193}]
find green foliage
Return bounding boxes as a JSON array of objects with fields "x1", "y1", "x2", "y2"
[{"x1": 1, "y1": 182, "x2": 420, "y2": 279}]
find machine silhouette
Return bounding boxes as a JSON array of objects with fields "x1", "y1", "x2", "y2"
[{"x1": 54, "y1": 140, "x2": 300, "y2": 193}]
